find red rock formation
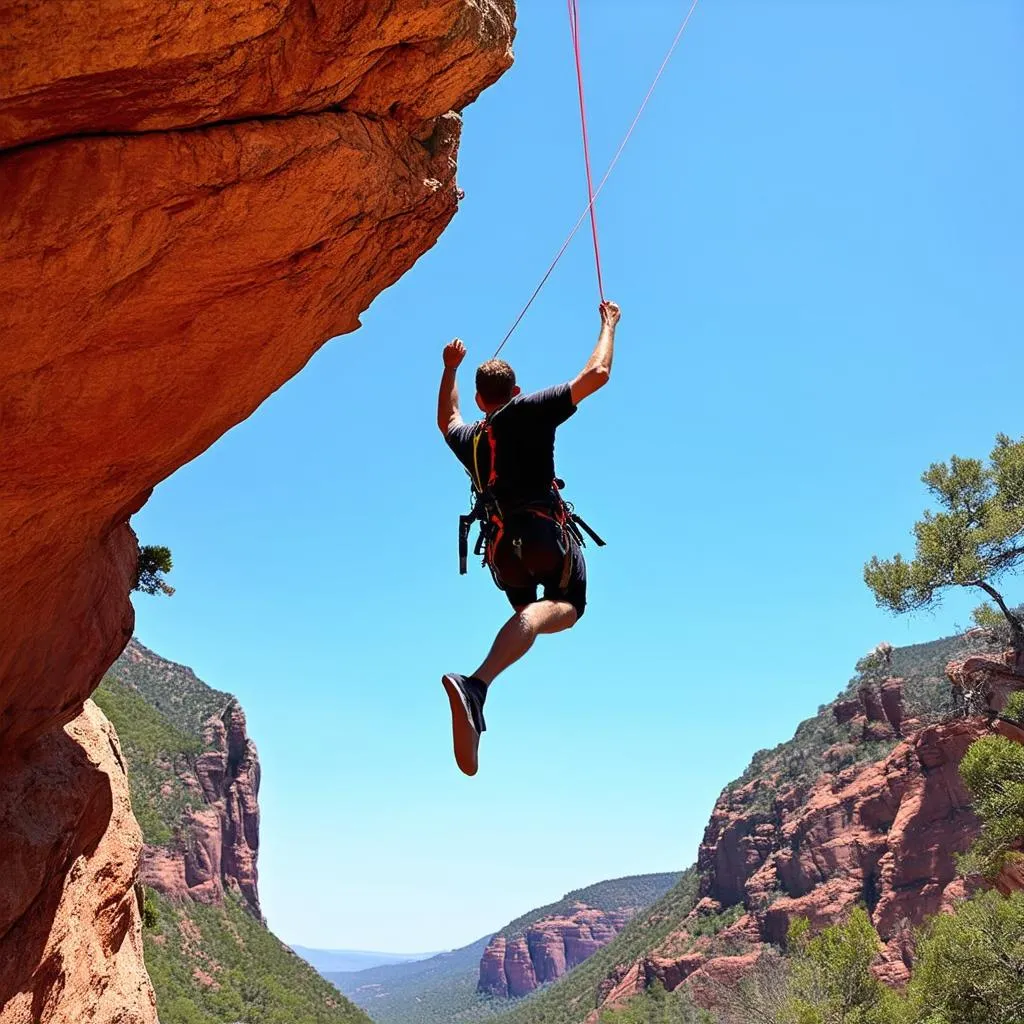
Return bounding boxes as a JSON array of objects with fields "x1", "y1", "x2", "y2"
[
  {"x1": 676, "y1": 718, "x2": 989, "y2": 988},
  {"x1": 0, "y1": 702, "x2": 157, "y2": 1023},
  {"x1": 141, "y1": 701, "x2": 262, "y2": 916},
  {"x1": 948, "y1": 648, "x2": 1024, "y2": 716},
  {"x1": 479, "y1": 906, "x2": 634, "y2": 998},
  {"x1": 0, "y1": 2, "x2": 513, "y2": 1019},
  {"x1": 591, "y1": 951, "x2": 768, "y2": 1021},
  {"x1": 591, "y1": 652, "x2": 1024, "y2": 1016}
]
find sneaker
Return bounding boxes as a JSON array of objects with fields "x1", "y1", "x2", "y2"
[{"x1": 441, "y1": 674, "x2": 487, "y2": 776}]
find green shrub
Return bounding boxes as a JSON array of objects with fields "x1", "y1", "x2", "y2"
[
  {"x1": 959, "y1": 735, "x2": 1024, "y2": 879},
  {"x1": 782, "y1": 908, "x2": 896, "y2": 1024},
  {"x1": 702, "y1": 910, "x2": 908, "y2": 1024},
  {"x1": 598, "y1": 983, "x2": 712, "y2": 1023},
  {"x1": 1000, "y1": 689, "x2": 1024, "y2": 725},
  {"x1": 142, "y1": 888, "x2": 160, "y2": 929},
  {"x1": 135, "y1": 544, "x2": 175, "y2": 596},
  {"x1": 902, "y1": 890, "x2": 1024, "y2": 1024}
]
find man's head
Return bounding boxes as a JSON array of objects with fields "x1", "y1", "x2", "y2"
[{"x1": 475, "y1": 358, "x2": 521, "y2": 413}]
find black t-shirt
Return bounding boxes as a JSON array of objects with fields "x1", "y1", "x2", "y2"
[{"x1": 446, "y1": 384, "x2": 577, "y2": 507}]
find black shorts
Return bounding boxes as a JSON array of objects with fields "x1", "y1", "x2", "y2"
[{"x1": 489, "y1": 510, "x2": 587, "y2": 620}]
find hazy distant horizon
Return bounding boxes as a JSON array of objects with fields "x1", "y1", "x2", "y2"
[{"x1": 291, "y1": 945, "x2": 443, "y2": 975}]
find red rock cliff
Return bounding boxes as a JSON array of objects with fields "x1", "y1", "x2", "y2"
[
  {"x1": 479, "y1": 906, "x2": 634, "y2": 998},
  {"x1": 141, "y1": 700, "x2": 263, "y2": 917},
  {"x1": 593, "y1": 647, "x2": 1024, "y2": 1017},
  {"x1": 0, "y1": 702, "x2": 157, "y2": 1022},
  {"x1": 0, "y1": 3, "x2": 513, "y2": 1020}
]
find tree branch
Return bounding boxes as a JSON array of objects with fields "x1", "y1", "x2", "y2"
[{"x1": 969, "y1": 579, "x2": 1024, "y2": 641}]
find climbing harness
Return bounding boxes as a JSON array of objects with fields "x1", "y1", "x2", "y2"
[
  {"x1": 456, "y1": 413, "x2": 605, "y2": 585},
  {"x1": 494, "y1": 0, "x2": 703, "y2": 357}
]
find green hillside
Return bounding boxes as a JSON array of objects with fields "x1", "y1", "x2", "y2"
[
  {"x1": 499, "y1": 874, "x2": 683, "y2": 940},
  {"x1": 98, "y1": 639, "x2": 372, "y2": 1024},
  {"x1": 327, "y1": 874, "x2": 682, "y2": 1024},
  {"x1": 110, "y1": 639, "x2": 231, "y2": 736},
  {"x1": 93, "y1": 675, "x2": 205, "y2": 845},
  {"x1": 726, "y1": 630, "x2": 970, "y2": 808}
]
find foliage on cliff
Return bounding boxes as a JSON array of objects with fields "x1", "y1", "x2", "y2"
[
  {"x1": 696, "y1": 894, "x2": 1024, "y2": 1024},
  {"x1": 959, "y1": 714, "x2": 1024, "y2": 880},
  {"x1": 724, "y1": 631, "x2": 968, "y2": 809},
  {"x1": 598, "y1": 984, "x2": 711, "y2": 1023},
  {"x1": 144, "y1": 890, "x2": 372, "y2": 1024},
  {"x1": 112, "y1": 639, "x2": 232, "y2": 737},
  {"x1": 93, "y1": 675, "x2": 204, "y2": 845}
]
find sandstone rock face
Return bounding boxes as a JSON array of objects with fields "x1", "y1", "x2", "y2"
[
  {"x1": 594, "y1": 652, "x2": 1024, "y2": 1015},
  {"x1": 141, "y1": 700, "x2": 262, "y2": 916},
  {"x1": 0, "y1": 3, "x2": 513, "y2": 1020},
  {"x1": 479, "y1": 907, "x2": 633, "y2": 998},
  {"x1": 0, "y1": 702, "x2": 157, "y2": 1024},
  {"x1": 947, "y1": 648, "x2": 1024, "y2": 716},
  {"x1": 685, "y1": 717, "x2": 988, "y2": 987},
  {"x1": 1, "y1": 0, "x2": 514, "y2": 751}
]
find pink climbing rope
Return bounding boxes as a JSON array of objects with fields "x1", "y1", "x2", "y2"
[
  {"x1": 494, "y1": 0, "x2": 703, "y2": 357},
  {"x1": 568, "y1": 0, "x2": 606, "y2": 304}
]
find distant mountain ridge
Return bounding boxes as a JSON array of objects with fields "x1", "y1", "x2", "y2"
[
  {"x1": 293, "y1": 946, "x2": 439, "y2": 973},
  {"x1": 326, "y1": 872, "x2": 681, "y2": 1024}
]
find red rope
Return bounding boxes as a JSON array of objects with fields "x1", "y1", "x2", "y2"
[
  {"x1": 493, "y1": 0, "x2": 703, "y2": 357},
  {"x1": 568, "y1": 0, "x2": 605, "y2": 303}
]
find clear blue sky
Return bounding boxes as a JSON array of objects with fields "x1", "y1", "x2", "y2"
[{"x1": 131, "y1": 1, "x2": 1022, "y2": 953}]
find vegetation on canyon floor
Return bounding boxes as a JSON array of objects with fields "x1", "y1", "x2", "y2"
[{"x1": 599, "y1": 893, "x2": 1024, "y2": 1024}]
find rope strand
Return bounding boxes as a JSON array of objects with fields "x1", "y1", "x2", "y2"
[
  {"x1": 568, "y1": 0, "x2": 605, "y2": 302},
  {"x1": 494, "y1": 0, "x2": 703, "y2": 357}
]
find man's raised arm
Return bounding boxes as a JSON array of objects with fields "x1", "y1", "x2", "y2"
[
  {"x1": 437, "y1": 338, "x2": 467, "y2": 435},
  {"x1": 569, "y1": 301, "x2": 621, "y2": 406}
]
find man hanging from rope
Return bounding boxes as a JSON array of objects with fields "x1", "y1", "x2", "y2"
[{"x1": 436, "y1": 300, "x2": 621, "y2": 775}]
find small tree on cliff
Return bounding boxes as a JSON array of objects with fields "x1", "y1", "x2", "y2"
[
  {"x1": 134, "y1": 544, "x2": 175, "y2": 596},
  {"x1": 864, "y1": 434, "x2": 1024, "y2": 647},
  {"x1": 958, "y1": 704, "x2": 1024, "y2": 881}
]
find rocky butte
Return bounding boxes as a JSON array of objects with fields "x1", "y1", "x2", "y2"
[
  {"x1": 0, "y1": 2, "x2": 514, "y2": 1020},
  {"x1": 479, "y1": 907, "x2": 636, "y2": 998}
]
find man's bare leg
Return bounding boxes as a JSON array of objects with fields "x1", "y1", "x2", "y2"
[{"x1": 473, "y1": 600, "x2": 578, "y2": 685}]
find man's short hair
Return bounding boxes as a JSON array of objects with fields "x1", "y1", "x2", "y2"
[{"x1": 476, "y1": 359, "x2": 516, "y2": 406}]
